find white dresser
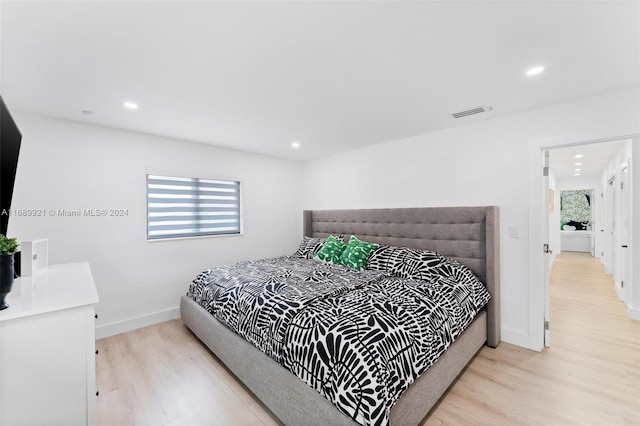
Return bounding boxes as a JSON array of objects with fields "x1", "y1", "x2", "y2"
[{"x1": 0, "y1": 262, "x2": 99, "y2": 426}]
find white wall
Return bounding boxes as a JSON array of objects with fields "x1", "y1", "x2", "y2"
[
  {"x1": 556, "y1": 175, "x2": 601, "y2": 191},
  {"x1": 303, "y1": 86, "x2": 640, "y2": 350},
  {"x1": 9, "y1": 113, "x2": 304, "y2": 337}
]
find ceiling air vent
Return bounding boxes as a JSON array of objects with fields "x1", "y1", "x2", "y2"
[{"x1": 451, "y1": 105, "x2": 492, "y2": 119}]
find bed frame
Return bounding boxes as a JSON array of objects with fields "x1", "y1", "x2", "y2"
[{"x1": 180, "y1": 206, "x2": 500, "y2": 425}]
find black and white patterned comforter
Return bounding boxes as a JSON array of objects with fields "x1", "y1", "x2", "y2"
[{"x1": 187, "y1": 256, "x2": 490, "y2": 426}]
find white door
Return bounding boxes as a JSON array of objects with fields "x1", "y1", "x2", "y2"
[
  {"x1": 543, "y1": 150, "x2": 551, "y2": 347},
  {"x1": 605, "y1": 175, "x2": 616, "y2": 275},
  {"x1": 595, "y1": 184, "x2": 605, "y2": 259},
  {"x1": 619, "y1": 160, "x2": 630, "y2": 302}
]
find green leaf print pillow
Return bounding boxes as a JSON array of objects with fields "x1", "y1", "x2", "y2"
[
  {"x1": 339, "y1": 236, "x2": 379, "y2": 270},
  {"x1": 314, "y1": 235, "x2": 348, "y2": 265}
]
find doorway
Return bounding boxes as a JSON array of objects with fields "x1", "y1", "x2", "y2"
[{"x1": 531, "y1": 138, "x2": 639, "y2": 346}]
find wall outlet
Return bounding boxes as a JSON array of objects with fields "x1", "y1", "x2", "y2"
[{"x1": 509, "y1": 225, "x2": 519, "y2": 238}]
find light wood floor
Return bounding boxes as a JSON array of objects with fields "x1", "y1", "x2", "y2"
[{"x1": 96, "y1": 252, "x2": 640, "y2": 425}]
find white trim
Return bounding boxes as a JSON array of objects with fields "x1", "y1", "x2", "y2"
[
  {"x1": 528, "y1": 141, "x2": 546, "y2": 352},
  {"x1": 628, "y1": 305, "x2": 640, "y2": 321},
  {"x1": 147, "y1": 232, "x2": 244, "y2": 243},
  {"x1": 95, "y1": 307, "x2": 180, "y2": 339},
  {"x1": 615, "y1": 282, "x2": 625, "y2": 302}
]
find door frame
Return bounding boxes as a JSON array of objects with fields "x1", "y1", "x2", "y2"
[
  {"x1": 528, "y1": 134, "x2": 638, "y2": 351},
  {"x1": 617, "y1": 159, "x2": 631, "y2": 304},
  {"x1": 542, "y1": 150, "x2": 551, "y2": 347}
]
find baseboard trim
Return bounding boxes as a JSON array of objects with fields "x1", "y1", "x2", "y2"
[
  {"x1": 614, "y1": 283, "x2": 625, "y2": 303},
  {"x1": 611, "y1": 285, "x2": 639, "y2": 321},
  {"x1": 95, "y1": 307, "x2": 180, "y2": 339}
]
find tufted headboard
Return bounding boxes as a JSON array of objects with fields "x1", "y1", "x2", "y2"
[{"x1": 303, "y1": 206, "x2": 501, "y2": 347}]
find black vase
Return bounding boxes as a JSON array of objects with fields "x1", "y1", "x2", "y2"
[{"x1": 0, "y1": 253, "x2": 15, "y2": 310}]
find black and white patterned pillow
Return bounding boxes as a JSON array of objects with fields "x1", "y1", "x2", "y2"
[
  {"x1": 367, "y1": 245, "x2": 445, "y2": 280},
  {"x1": 392, "y1": 247, "x2": 445, "y2": 280},
  {"x1": 430, "y1": 257, "x2": 492, "y2": 308},
  {"x1": 292, "y1": 237, "x2": 326, "y2": 259},
  {"x1": 293, "y1": 235, "x2": 345, "y2": 259}
]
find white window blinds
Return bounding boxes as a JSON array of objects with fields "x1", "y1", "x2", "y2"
[{"x1": 147, "y1": 174, "x2": 241, "y2": 240}]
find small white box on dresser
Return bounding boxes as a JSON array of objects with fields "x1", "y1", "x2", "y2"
[{"x1": 20, "y1": 238, "x2": 48, "y2": 276}]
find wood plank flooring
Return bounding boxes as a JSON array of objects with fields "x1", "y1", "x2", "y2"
[
  {"x1": 96, "y1": 252, "x2": 640, "y2": 425},
  {"x1": 425, "y1": 252, "x2": 639, "y2": 425},
  {"x1": 96, "y1": 319, "x2": 280, "y2": 426}
]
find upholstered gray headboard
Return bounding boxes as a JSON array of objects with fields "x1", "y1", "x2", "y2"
[{"x1": 303, "y1": 206, "x2": 501, "y2": 347}]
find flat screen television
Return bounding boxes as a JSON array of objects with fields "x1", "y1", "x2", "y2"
[{"x1": 0, "y1": 95, "x2": 22, "y2": 236}]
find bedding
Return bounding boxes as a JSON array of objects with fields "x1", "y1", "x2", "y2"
[{"x1": 186, "y1": 252, "x2": 490, "y2": 426}]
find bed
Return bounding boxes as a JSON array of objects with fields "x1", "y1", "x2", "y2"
[{"x1": 180, "y1": 206, "x2": 500, "y2": 426}]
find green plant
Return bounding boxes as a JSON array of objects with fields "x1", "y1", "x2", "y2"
[{"x1": 0, "y1": 235, "x2": 19, "y2": 256}]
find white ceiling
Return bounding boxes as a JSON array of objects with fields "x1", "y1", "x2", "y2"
[
  {"x1": 1, "y1": 1, "x2": 638, "y2": 161},
  {"x1": 549, "y1": 139, "x2": 628, "y2": 181}
]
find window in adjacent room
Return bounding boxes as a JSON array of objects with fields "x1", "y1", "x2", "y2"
[{"x1": 146, "y1": 174, "x2": 241, "y2": 240}]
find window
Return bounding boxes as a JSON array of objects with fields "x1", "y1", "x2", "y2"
[{"x1": 146, "y1": 174, "x2": 241, "y2": 240}]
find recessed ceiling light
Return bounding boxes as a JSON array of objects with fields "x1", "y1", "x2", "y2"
[
  {"x1": 574, "y1": 154, "x2": 583, "y2": 159},
  {"x1": 575, "y1": 162, "x2": 582, "y2": 166},
  {"x1": 526, "y1": 66, "x2": 545, "y2": 76},
  {"x1": 123, "y1": 101, "x2": 138, "y2": 110},
  {"x1": 574, "y1": 173, "x2": 580, "y2": 176},
  {"x1": 291, "y1": 141, "x2": 301, "y2": 149}
]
